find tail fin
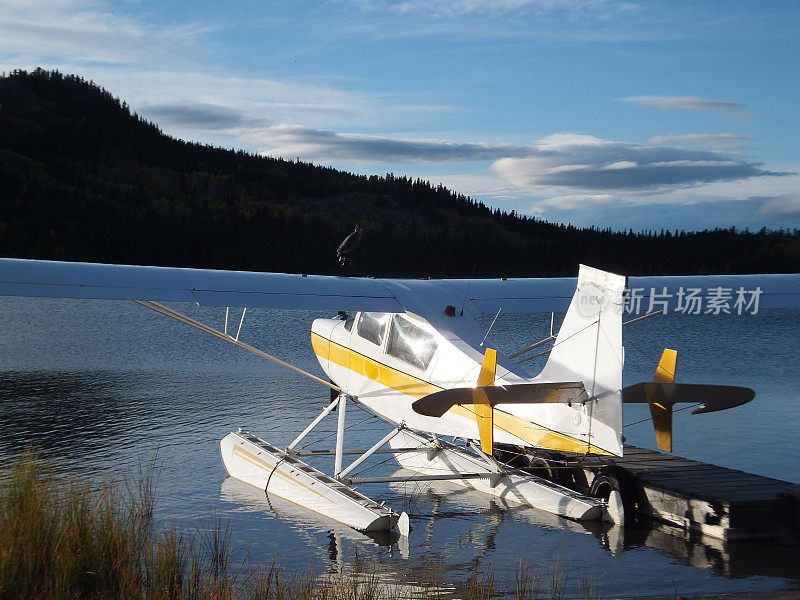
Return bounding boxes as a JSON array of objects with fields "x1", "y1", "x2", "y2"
[{"x1": 538, "y1": 265, "x2": 626, "y2": 456}]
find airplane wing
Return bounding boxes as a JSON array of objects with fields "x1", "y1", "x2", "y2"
[
  {"x1": 0, "y1": 258, "x2": 579, "y2": 314},
  {"x1": 0, "y1": 258, "x2": 403, "y2": 312},
  {"x1": 1, "y1": 258, "x2": 799, "y2": 315}
]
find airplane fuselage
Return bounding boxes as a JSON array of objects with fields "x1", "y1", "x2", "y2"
[{"x1": 311, "y1": 309, "x2": 616, "y2": 456}]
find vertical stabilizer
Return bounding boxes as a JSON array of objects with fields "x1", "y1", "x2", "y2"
[{"x1": 539, "y1": 265, "x2": 626, "y2": 456}]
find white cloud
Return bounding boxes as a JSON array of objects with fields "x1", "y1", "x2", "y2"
[
  {"x1": 0, "y1": 0, "x2": 460, "y2": 140},
  {"x1": 0, "y1": 0, "x2": 207, "y2": 67},
  {"x1": 1, "y1": 0, "x2": 792, "y2": 231},
  {"x1": 2, "y1": 0, "x2": 427, "y2": 132},
  {"x1": 602, "y1": 161, "x2": 637, "y2": 170},
  {"x1": 760, "y1": 194, "x2": 800, "y2": 217},
  {"x1": 240, "y1": 123, "x2": 794, "y2": 222},
  {"x1": 240, "y1": 126, "x2": 791, "y2": 213},
  {"x1": 528, "y1": 193, "x2": 615, "y2": 213},
  {"x1": 538, "y1": 133, "x2": 610, "y2": 148},
  {"x1": 248, "y1": 127, "x2": 779, "y2": 201},
  {"x1": 113, "y1": 72, "x2": 374, "y2": 126},
  {"x1": 519, "y1": 172, "x2": 800, "y2": 222},
  {"x1": 490, "y1": 133, "x2": 780, "y2": 192}
]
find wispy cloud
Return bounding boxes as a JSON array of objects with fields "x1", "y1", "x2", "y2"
[
  {"x1": 140, "y1": 102, "x2": 268, "y2": 130},
  {"x1": 491, "y1": 133, "x2": 783, "y2": 192},
  {"x1": 646, "y1": 133, "x2": 754, "y2": 151},
  {"x1": 623, "y1": 96, "x2": 745, "y2": 112},
  {"x1": 250, "y1": 127, "x2": 790, "y2": 210},
  {"x1": 528, "y1": 193, "x2": 616, "y2": 214},
  {"x1": 23, "y1": 68, "x2": 434, "y2": 138},
  {"x1": 363, "y1": 0, "x2": 626, "y2": 18},
  {"x1": 0, "y1": 0, "x2": 208, "y2": 67},
  {"x1": 251, "y1": 125, "x2": 532, "y2": 163},
  {"x1": 337, "y1": 0, "x2": 655, "y2": 43}
]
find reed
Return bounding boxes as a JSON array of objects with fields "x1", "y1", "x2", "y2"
[{"x1": 0, "y1": 451, "x2": 603, "y2": 600}]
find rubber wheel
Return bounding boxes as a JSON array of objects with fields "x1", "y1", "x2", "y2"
[
  {"x1": 590, "y1": 470, "x2": 636, "y2": 523},
  {"x1": 589, "y1": 474, "x2": 618, "y2": 501}
]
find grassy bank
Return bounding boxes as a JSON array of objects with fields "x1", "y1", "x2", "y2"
[{"x1": 0, "y1": 451, "x2": 599, "y2": 599}]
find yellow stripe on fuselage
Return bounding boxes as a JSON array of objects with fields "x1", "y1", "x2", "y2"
[
  {"x1": 312, "y1": 331, "x2": 440, "y2": 397},
  {"x1": 310, "y1": 332, "x2": 613, "y2": 456}
]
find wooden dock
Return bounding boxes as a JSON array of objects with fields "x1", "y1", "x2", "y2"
[
  {"x1": 499, "y1": 443, "x2": 800, "y2": 542},
  {"x1": 578, "y1": 445, "x2": 800, "y2": 542}
]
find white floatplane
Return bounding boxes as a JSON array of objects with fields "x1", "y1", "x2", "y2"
[{"x1": 1, "y1": 258, "x2": 798, "y2": 537}]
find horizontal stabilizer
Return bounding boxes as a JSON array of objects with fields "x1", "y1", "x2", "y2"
[
  {"x1": 622, "y1": 382, "x2": 754, "y2": 414},
  {"x1": 412, "y1": 382, "x2": 587, "y2": 418}
]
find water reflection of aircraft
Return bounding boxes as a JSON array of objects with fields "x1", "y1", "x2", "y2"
[
  {"x1": 393, "y1": 474, "x2": 800, "y2": 585},
  {"x1": 595, "y1": 519, "x2": 800, "y2": 583},
  {"x1": 2, "y1": 258, "x2": 797, "y2": 538},
  {"x1": 389, "y1": 471, "x2": 596, "y2": 564},
  {"x1": 219, "y1": 477, "x2": 400, "y2": 567}
]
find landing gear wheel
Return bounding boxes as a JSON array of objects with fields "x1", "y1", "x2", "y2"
[
  {"x1": 590, "y1": 469, "x2": 635, "y2": 525},
  {"x1": 589, "y1": 474, "x2": 617, "y2": 501}
]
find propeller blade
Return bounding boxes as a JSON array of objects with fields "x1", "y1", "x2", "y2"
[
  {"x1": 650, "y1": 348, "x2": 677, "y2": 452},
  {"x1": 412, "y1": 381, "x2": 587, "y2": 418},
  {"x1": 622, "y1": 382, "x2": 754, "y2": 414},
  {"x1": 474, "y1": 349, "x2": 496, "y2": 455}
]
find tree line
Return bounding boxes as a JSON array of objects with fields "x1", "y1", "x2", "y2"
[{"x1": 1, "y1": 68, "x2": 798, "y2": 278}]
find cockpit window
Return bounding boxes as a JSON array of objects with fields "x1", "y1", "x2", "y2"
[
  {"x1": 386, "y1": 314, "x2": 438, "y2": 370},
  {"x1": 357, "y1": 312, "x2": 389, "y2": 346}
]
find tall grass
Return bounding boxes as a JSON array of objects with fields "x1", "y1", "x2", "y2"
[
  {"x1": 0, "y1": 451, "x2": 602, "y2": 599},
  {"x1": 0, "y1": 450, "x2": 167, "y2": 599}
]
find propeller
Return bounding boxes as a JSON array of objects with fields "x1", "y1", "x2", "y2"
[
  {"x1": 411, "y1": 381, "x2": 588, "y2": 418},
  {"x1": 412, "y1": 347, "x2": 588, "y2": 457},
  {"x1": 621, "y1": 348, "x2": 754, "y2": 453},
  {"x1": 622, "y1": 382, "x2": 755, "y2": 414}
]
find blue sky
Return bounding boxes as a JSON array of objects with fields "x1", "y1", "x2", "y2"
[{"x1": 2, "y1": 0, "x2": 798, "y2": 231}]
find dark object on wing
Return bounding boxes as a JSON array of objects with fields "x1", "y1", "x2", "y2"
[{"x1": 337, "y1": 226, "x2": 364, "y2": 265}]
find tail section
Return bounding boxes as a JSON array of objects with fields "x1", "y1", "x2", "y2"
[{"x1": 538, "y1": 265, "x2": 626, "y2": 456}]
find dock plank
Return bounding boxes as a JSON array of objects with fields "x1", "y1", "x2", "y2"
[{"x1": 579, "y1": 444, "x2": 798, "y2": 541}]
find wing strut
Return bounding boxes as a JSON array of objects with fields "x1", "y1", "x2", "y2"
[{"x1": 134, "y1": 301, "x2": 342, "y2": 393}]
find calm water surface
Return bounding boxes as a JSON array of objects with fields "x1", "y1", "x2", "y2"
[{"x1": 1, "y1": 297, "x2": 798, "y2": 598}]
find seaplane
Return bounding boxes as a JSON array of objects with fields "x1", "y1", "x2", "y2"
[{"x1": 1, "y1": 257, "x2": 798, "y2": 538}]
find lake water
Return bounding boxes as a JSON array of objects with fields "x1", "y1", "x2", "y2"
[{"x1": 1, "y1": 297, "x2": 798, "y2": 598}]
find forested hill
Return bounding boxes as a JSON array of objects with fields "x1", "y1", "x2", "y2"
[{"x1": 1, "y1": 69, "x2": 798, "y2": 278}]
